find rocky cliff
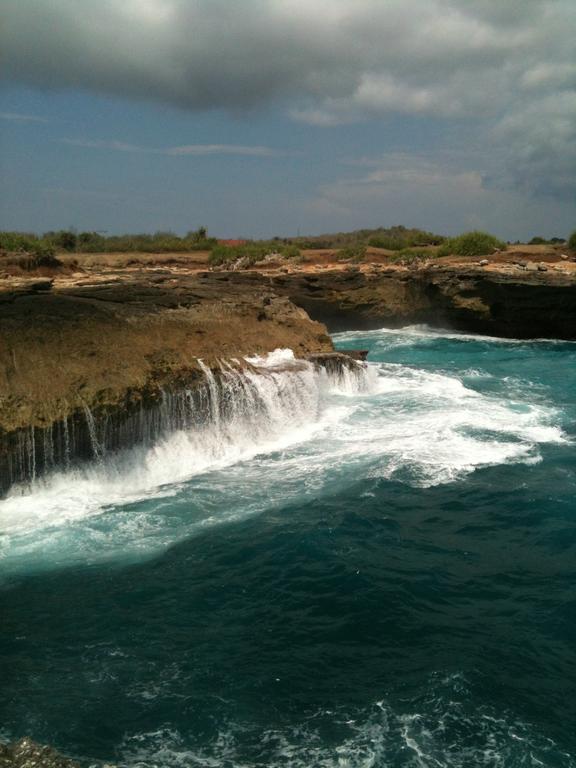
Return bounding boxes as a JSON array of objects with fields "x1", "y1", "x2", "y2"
[
  {"x1": 270, "y1": 263, "x2": 576, "y2": 339},
  {"x1": 2, "y1": 258, "x2": 575, "y2": 494},
  {"x1": 0, "y1": 271, "x2": 332, "y2": 493}
]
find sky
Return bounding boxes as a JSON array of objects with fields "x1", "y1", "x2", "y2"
[{"x1": 1, "y1": 0, "x2": 574, "y2": 241}]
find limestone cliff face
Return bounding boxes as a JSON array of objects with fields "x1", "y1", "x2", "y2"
[
  {"x1": 270, "y1": 266, "x2": 576, "y2": 339},
  {"x1": 0, "y1": 271, "x2": 332, "y2": 492}
]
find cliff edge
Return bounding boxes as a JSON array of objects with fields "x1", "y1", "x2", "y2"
[{"x1": 0, "y1": 270, "x2": 332, "y2": 492}]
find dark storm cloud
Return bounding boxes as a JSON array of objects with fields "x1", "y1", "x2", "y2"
[{"x1": 3, "y1": 0, "x2": 575, "y2": 196}]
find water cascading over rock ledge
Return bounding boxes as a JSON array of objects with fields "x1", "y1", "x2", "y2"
[
  {"x1": 1, "y1": 351, "x2": 368, "y2": 495},
  {"x1": 0, "y1": 271, "x2": 370, "y2": 495}
]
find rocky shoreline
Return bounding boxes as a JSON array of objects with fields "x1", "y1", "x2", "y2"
[
  {"x1": 1, "y1": 254, "x2": 576, "y2": 761},
  {"x1": 0, "y1": 270, "x2": 333, "y2": 493},
  {"x1": 271, "y1": 261, "x2": 576, "y2": 338},
  {"x1": 1, "y1": 256, "x2": 575, "y2": 495},
  {"x1": 0, "y1": 738, "x2": 95, "y2": 768}
]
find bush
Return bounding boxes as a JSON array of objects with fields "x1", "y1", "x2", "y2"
[
  {"x1": 283, "y1": 244, "x2": 301, "y2": 259},
  {"x1": 337, "y1": 243, "x2": 367, "y2": 262},
  {"x1": 68, "y1": 230, "x2": 217, "y2": 254},
  {"x1": 0, "y1": 231, "x2": 56, "y2": 259},
  {"x1": 209, "y1": 242, "x2": 301, "y2": 268},
  {"x1": 568, "y1": 231, "x2": 576, "y2": 250},
  {"x1": 437, "y1": 231, "x2": 506, "y2": 258},
  {"x1": 0, "y1": 232, "x2": 62, "y2": 270},
  {"x1": 44, "y1": 230, "x2": 77, "y2": 251},
  {"x1": 367, "y1": 226, "x2": 444, "y2": 250}
]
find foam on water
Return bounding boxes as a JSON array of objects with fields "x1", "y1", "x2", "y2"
[
  {"x1": 0, "y1": 353, "x2": 368, "y2": 574},
  {"x1": 334, "y1": 324, "x2": 576, "y2": 347},
  {"x1": 116, "y1": 682, "x2": 576, "y2": 768},
  {"x1": 2, "y1": 330, "x2": 575, "y2": 768},
  {"x1": 0, "y1": 345, "x2": 567, "y2": 577}
]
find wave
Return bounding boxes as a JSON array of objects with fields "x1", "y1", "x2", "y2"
[
  {"x1": 333, "y1": 324, "x2": 576, "y2": 347},
  {"x1": 0, "y1": 352, "x2": 371, "y2": 575},
  {"x1": 0, "y1": 349, "x2": 567, "y2": 577}
]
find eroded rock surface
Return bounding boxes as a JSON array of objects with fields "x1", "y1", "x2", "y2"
[
  {"x1": 0, "y1": 270, "x2": 332, "y2": 492},
  {"x1": 270, "y1": 264, "x2": 576, "y2": 338}
]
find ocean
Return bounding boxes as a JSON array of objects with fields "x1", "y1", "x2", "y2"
[{"x1": 1, "y1": 326, "x2": 575, "y2": 767}]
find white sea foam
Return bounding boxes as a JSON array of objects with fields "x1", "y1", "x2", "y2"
[
  {"x1": 333, "y1": 324, "x2": 576, "y2": 346},
  {"x1": 0, "y1": 346, "x2": 567, "y2": 575},
  {"x1": 116, "y1": 690, "x2": 576, "y2": 768}
]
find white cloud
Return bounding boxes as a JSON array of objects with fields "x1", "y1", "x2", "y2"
[
  {"x1": 0, "y1": 111, "x2": 49, "y2": 123},
  {"x1": 61, "y1": 138, "x2": 286, "y2": 157},
  {"x1": 3, "y1": 0, "x2": 575, "y2": 195},
  {"x1": 301, "y1": 152, "x2": 573, "y2": 240}
]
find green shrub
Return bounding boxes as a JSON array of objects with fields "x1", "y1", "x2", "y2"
[
  {"x1": 283, "y1": 244, "x2": 301, "y2": 259},
  {"x1": 0, "y1": 231, "x2": 62, "y2": 269},
  {"x1": 68, "y1": 230, "x2": 217, "y2": 254},
  {"x1": 44, "y1": 230, "x2": 77, "y2": 251},
  {"x1": 437, "y1": 231, "x2": 506, "y2": 258},
  {"x1": 337, "y1": 243, "x2": 367, "y2": 262},
  {"x1": 568, "y1": 231, "x2": 576, "y2": 250},
  {"x1": 368, "y1": 227, "x2": 444, "y2": 251},
  {"x1": 0, "y1": 231, "x2": 56, "y2": 258},
  {"x1": 529, "y1": 236, "x2": 547, "y2": 245}
]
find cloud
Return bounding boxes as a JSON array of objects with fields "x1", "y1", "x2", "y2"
[
  {"x1": 3, "y1": 1, "x2": 575, "y2": 195},
  {"x1": 490, "y1": 92, "x2": 576, "y2": 199},
  {"x1": 0, "y1": 111, "x2": 49, "y2": 123},
  {"x1": 318, "y1": 153, "x2": 486, "y2": 202},
  {"x1": 61, "y1": 138, "x2": 286, "y2": 157},
  {"x1": 301, "y1": 152, "x2": 574, "y2": 240}
]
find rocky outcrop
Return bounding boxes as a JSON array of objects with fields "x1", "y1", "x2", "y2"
[
  {"x1": 0, "y1": 271, "x2": 332, "y2": 493},
  {"x1": 3, "y1": 259, "x2": 575, "y2": 494},
  {"x1": 0, "y1": 738, "x2": 88, "y2": 768},
  {"x1": 270, "y1": 265, "x2": 576, "y2": 339}
]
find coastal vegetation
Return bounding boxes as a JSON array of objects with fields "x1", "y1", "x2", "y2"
[
  {"x1": 291, "y1": 225, "x2": 444, "y2": 250},
  {"x1": 336, "y1": 243, "x2": 367, "y2": 262},
  {"x1": 437, "y1": 230, "x2": 506, "y2": 257},
  {"x1": 48, "y1": 228, "x2": 217, "y2": 253},
  {"x1": 0, "y1": 231, "x2": 56, "y2": 257},
  {"x1": 2, "y1": 227, "x2": 572, "y2": 275},
  {"x1": 529, "y1": 236, "x2": 566, "y2": 245},
  {"x1": 0, "y1": 228, "x2": 216, "y2": 255},
  {"x1": 0, "y1": 232, "x2": 62, "y2": 270},
  {"x1": 209, "y1": 242, "x2": 301, "y2": 268}
]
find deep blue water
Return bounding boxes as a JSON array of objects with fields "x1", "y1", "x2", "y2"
[{"x1": 1, "y1": 326, "x2": 575, "y2": 767}]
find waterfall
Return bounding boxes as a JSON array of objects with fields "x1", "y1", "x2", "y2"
[{"x1": 1, "y1": 351, "x2": 371, "y2": 497}]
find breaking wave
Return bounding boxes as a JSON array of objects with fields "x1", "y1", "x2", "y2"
[{"x1": 0, "y1": 345, "x2": 566, "y2": 577}]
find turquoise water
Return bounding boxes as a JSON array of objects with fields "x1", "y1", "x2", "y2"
[{"x1": 1, "y1": 326, "x2": 575, "y2": 767}]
